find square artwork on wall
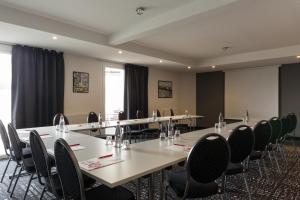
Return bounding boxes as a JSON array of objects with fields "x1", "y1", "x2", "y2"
[
  {"x1": 158, "y1": 80, "x2": 172, "y2": 98},
  {"x1": 73, "y1": 71, "x2": 89, "y2": 93}
]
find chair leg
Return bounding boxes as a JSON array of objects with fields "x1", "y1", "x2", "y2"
[
  {"x1": 7, "y1": 164, "x2": 19, "y2": 192},
  {"x1": 267, "y1": 151, "x2": 274, "y2": 169},
  {"x1": 10, "y1": 167, "x2": 22, "y2": 197},
  {"x1": 243, "y1": 173, "x2": 251, "y2": 200},
  {"x1": 279, "y1": 145, "x2": 288, "y2": 164},
  {"x1": 256, "y1": 160, "x2": 263, "y2": 177},
  {"x1": 222, "y1": 175, "x2": 227, "y2": 193},
  {"x1": 40, "y1": 187, "x2": 46, "y2": 200},
  {"x1": 23, "y1": 173, "x2": 34, "y2": 200},
  {"x1": 272, "y1": 150, "x2": 281, "y2": 172},
  {"x1": 1, "y1": 158, "x2": 11, "y2": 183},
  {"x1": 160, "y1": 170, "x2": 165, "y2": 200},
  {"x1": 219, "y1": 194, "x2": 224, "y2": 200},
  {"x1": 149, "y1": 174, "x2": 154, "y2": 200},
  {"x1": 136, "y1": 178, "x2": 141, "y2": 200}
]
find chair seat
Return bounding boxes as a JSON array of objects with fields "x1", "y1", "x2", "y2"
[
  {"x1": 22, "y1": 157, "x2": 36, "y2": 173},
  {"x1": 167, "y1": 170, "x2": 220, "y2": 198},
  {"x1": 250, "y1": 151, "x2": 263, "y2": 160},
  {"x1": 85, "y1": 185, "x2": 135, "y2": 200},
  {"x1": 225, "y1": 163, "x2": 244, "y2": 175}
]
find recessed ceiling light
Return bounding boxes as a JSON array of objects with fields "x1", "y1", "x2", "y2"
[
  {"x1": 52, "y1": 36, "x2": 58, "y2": 40},
  {"x1": 187, "y1": 66, "x2": 191, "y2": 69},
  {"x1": 118, "y1": 50, "x2": 123, "y2": 54},
  {"x1": 297, "y1": 55, "x2": 300, "y2": 59},
  {"x1": 159, "y1": 59, "x2": 163, "y2": 63},
  {"x1": 211, "y1": 65, "x2": 216, "y2": 69}
]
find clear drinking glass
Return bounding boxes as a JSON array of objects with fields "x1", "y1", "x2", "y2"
[
  {"x1": 122, "y1": 140, "x2": 130, "y2": 150},
  {"x1": 106, "y1": 136, "x2": 112, "y2": 145},
  {"x1": 175, "y1": 130, "x2": 180, "y2": 137},
  {"x1": 168, "y1": 130, "x2": 174, "y2": 139},
  {"x1": 160, "y1": 131, "x2": 166, "y2": 140}
]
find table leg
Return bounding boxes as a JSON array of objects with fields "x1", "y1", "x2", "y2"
[
  {"x1": 136, "y1": 178, "x2": 141, "y2": 200},
  {"x1": 160, "y1": 170, "x2": 165, "y2": 200}
]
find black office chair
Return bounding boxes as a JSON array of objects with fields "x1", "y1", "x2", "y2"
[
  {"x1": 170, "y1": 108, "x2": 189, "y2": 133},
  {"x1": 29, "y1": 130, "x2": 63, "y2": 199},
  {"x1": 7, "y1": 124, "x2": 36, "y2": 199},
  {"x1": 87, "y1": 111, "x2": 100, "y2": 135},
  {"x1": 224, "y1": 125, "x2": 254, "y2": 199},
  {"x1": 54, "y1": 138, "x2": 135, "y2": 200},
  {"x1": 53, "y1": 113, "x2": 70, "y2": 126},
  {"x1": 0, "y1": 120, "x2": 13, "y2": 183},
  {"x1": 249, "y1": 120, "x2": 272, "y2": 177},
  {"x1": 286, "y1": 113, "x2": 297, "y2": 151},
  {"x1": 165, "y1": 133, "x2": 230, "y2": 199},
  {"x1": 267, "y1": 117, "x2": 282, "y2": 171}
]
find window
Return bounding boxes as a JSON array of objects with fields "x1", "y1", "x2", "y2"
[
  {"x1": 105, "y1": 67, "x2": 125, "y2": 121},
  {"x1": 0, "y1": 52, "x2": 12, "y2": 156}
]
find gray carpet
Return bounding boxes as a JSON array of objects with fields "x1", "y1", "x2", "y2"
[{"x1": 0, "y1": 145, "x2": 299, "y2": 200}]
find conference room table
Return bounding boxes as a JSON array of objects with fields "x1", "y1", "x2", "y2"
[
  {"x1": 17, "y1": 117, "x2": 259, "y2": 200},
  {"x1": 67, "y1": 114, "x2": 202, "y2": 132}
]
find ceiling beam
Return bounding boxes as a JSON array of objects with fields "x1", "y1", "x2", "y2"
[
  {"x1": 197, "y1": 44, "x2": 300, "y2": 68},
  {"x1": 109, "y1": 0, "x2": 240, "y2": 45}
]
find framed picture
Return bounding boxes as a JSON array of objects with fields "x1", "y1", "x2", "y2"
[
  {"x1": 158, "y1": 80, "x2": 172, "y2": 98},
  {"x1": 73, "y1": 71, "x2": 89, "y2": 93}
]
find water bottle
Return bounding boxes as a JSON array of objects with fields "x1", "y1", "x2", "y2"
[
  {"x1": 98, "y1": 112, "x2": 103, "y2": 126},
  {"x1": 152, "y1": 110, "x2": 157, "y2": 120},
  {"x1": 59, "y1": 115, "x2": 65, "y2": 132},
  {"x1": 168, "y1": 118, "x2": 174, "y2": 139},
  {"x1": 245, "y1": 110, "x2": 249, "y2": 123},
  {"x1": 114, "y1": 121, "x2": 122, "y2": 148},
  {"x1": 218, "y1": 112, "x2": 224, "y2": 128}
]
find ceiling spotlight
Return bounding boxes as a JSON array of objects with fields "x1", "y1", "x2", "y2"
[
  {"x1": 159, "y1": 59, "x2": 163, "y2": 63},
  {"x1": 136, "y1": 7, "x2": 145, "y2": 15},
  {"x1": 297, "y1": 55, "x2": 300, "y2": 59},
  {"x1": 52, "y1": 36, "x2": 58, "y2": 40},
  {"x1": 211, "y1": 65, "x2": 216, "y2": 69},
  {"x1": 187, "y1": 66, "x2": 191, "y2": 69},
  {"x1": 118, "y1": 50, "x2": 123, "y2": 54}
]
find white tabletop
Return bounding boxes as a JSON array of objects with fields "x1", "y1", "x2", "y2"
[
  {"x1": 66, "y1": 115, "x2": 202, "y2": 131},
  {"x1": 17, "y1": 118, "x2": 259, "y2": 188}
]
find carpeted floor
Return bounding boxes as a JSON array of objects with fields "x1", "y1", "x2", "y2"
[{"x1": 0, "y1": 144, "x2": 299, "y2": 200}]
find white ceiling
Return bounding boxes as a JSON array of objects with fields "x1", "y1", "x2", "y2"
[
  {"x1": 0, "y1": 0, "x2": 300, "y2": 72},
  {"x1": 0, "y1": 0, "x2": 194, "y2": 34},
  {"x1": 136, "y1": 0, "x2": 300, "y2": 60}
]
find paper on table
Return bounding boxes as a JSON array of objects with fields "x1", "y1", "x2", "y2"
[
  {"x1": 165, "y1": 145, "x2": 191, "y2": 153},
  {"x1": 22, "y1": 134, "x2": 53, "y2": 141},
  {"x1": 71, "y1": 145, "x2": 86, "y2": 151},
  {"x1": 79, "y1": 156, "x2": 124, "y2": 171}
]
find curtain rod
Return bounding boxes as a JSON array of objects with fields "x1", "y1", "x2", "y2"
[{"x1": 0, "y1": 41, "x2": 15, "y2": 46}]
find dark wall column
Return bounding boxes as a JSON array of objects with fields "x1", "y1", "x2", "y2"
[
  {"x1": 279, "y1": 63, "x2": 300, "y2": 137},
  {"x1": 196, "y1": 71, "x2": 225, "y2": 128}
]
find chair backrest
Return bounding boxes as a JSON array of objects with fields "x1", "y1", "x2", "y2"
[
  {"x1": 157, "y1": 109, "x2": 161, "y2": 117},
  {"x1": 7, "y1": 123, "x2": 23, "y2": 162},
  {"x1": 118, "y1": 111, "x2": 126, "y2": 120},
  {"x1": 29, "y1": 131, "x2": 59, "y2": 196},
  {"x1": 287, "y1": 113, "x2": 297, "y2": 133},
  {"x1": 0, "y1": 120, "x2": 11, "y2": 156},
  {"x1": 53, "y1": 113, "x2": 70, "y2": 126},
  {"x1": 228, "y1": 125, "x2": 254, "y2": 163},
  {"x1": 269, "y1": 117, "x2": 282, "y2": 144},
  {"x1": 186, "y1": 133, "x2": 230, "y2": 185},
  {"x1": 170, "y1": 109, "x2": 175, "y2": 116},
  {"x1": 281, "y1": 116, "x2": 289, "y2": 138},
  {"x1": 136, "y1": 110, "x2": 143, "y2": 119},
  {"x1": 87, "y1": 112, "x2": 98, "y2": 123},
  {"x1": 253, "y1": 120, "x2": 272, "y2": 151},
  {"x1": 54, "y1": 138, "x2": 85, "y2": 200}
]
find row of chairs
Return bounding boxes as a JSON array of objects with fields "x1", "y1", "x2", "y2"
[
  {"x1": 164, "y1": 113, "x2": 297, "y2": 199},
  {"x1": 0, "y1": 120, "x2": 135, "y2": 200}
]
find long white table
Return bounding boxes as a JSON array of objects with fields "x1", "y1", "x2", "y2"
[
  {"x1": 17, "y1": 118, "x2": 259, "y2": 199},
  {"x1": 66, "y1": 115, "x2": 202, "y2": 132}
]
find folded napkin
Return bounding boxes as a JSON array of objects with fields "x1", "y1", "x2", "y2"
[{"x1": 79, "y1": 155, "x2": 123, "y2": 171}]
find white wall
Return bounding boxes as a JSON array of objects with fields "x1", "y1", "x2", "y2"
[
  {"x1": 64, "y1": 54, "x2": 196, "y2": 124},
  {"x1": 148, "y1": 68, "x2": 196, "y2": 117},
  {"x1": 225, "y1": 66, "x2": 279, "y2": 119}
]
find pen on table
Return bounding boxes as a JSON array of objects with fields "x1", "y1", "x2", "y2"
[
  {"x1": 174, "y1": 143, "x2": 185, "y2": 147},
  {"x1": 98, "y1": 154, "x2": 113, "y2": 159},
  {"x1": 69, "y1": 143, "x2": 80, "y2": 147}
]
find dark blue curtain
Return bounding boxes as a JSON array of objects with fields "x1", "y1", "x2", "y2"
[
  {"x1": 124, "y1": 64, "x2": 148, "y2": 119},
  {"x1": 11, "y1": 45, "x2": 65, "y2": 128}
]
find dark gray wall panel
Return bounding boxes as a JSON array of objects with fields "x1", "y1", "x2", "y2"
[
  {"x1": 280, "y1": 63, "x2": 300, "y2": 137},
  {"x1": 196, "y1": 71, "x2": 225, "y2": 128}
]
